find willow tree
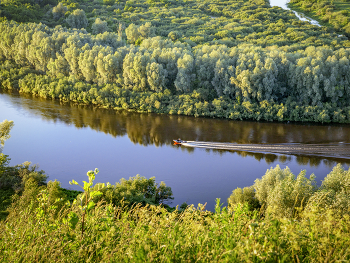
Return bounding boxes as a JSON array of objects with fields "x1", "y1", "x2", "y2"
[
  {"x1": 92, "y1": 18, "x2": 108, "y2": 35},
  {"x1": 52, "y1": 3, "x2": 68, "y2": 20},
  {"x1": 66, "y1": 9, "x2": 88, "y2": 29},
  {"x1": 174, "y1": 53, "x2": 195, "y2": 93}
]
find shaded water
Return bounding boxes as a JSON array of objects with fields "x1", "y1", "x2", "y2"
[
  {"x1": 1, "y1": 90, "x2": 350, "y2": 210},
  {"x1": 270, "y1": 0, "x2": 321, "y2": 26}
]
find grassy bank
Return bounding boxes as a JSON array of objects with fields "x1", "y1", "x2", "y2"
[{"x1": 1, "y1": 164, "x2": 350, "y2": 262}]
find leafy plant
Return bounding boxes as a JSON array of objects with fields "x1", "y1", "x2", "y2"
[{"x1": 69, "y1": 168, "x2": 103, "y2": 236}]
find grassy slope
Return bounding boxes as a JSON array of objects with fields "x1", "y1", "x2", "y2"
[{"x1": 1, "y1": 180, "x2": 350, "y2": 262}]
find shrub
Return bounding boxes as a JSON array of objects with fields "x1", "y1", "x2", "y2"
[
  {"x1": 66, "y1": 9, "x2": 88, "y2": 29},
  {"x1": 52, "y1": 2, "x2": 67, "y2": 20},
  {"x1": 91, "y1": 18, "x2": 108, "y2": 34},
  {"x1": 305, "y1": 164, "x2": 350, "y2": 216},
  {"x1": 92, "y1": 174, "x2": 173, "y2": 207},
  {"x1": 227, "y1": 186, "x2": 260, "y2": 211}
]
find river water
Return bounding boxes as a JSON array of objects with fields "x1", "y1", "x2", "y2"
[
  {"x1": 1, "y1": 90, "x2": 350, "y2": 210},
  {"x1": 270, "y1": 0, "x2": 321, "y2": 26}
]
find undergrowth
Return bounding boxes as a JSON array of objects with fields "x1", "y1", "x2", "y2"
[{"x1": 0, "y1": 165, "x2": 350, "y2": 262}]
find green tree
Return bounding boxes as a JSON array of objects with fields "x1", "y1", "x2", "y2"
[
  {"x1": 91, "y1": 18, "x2": 108, "y2": 35},
  {"x1": 66, "y1": 9, "x2": 88, "y2": 29},
  {"x1": 146, "y1": 61, "x2": 167, "y2": 92},
  {"x1": 0, "y1": 120, "x2": 14, "y2": 150},
  {"x1": 175, "y1": 53, "x2": 195, "y2": 93},
  {"x1": 52, "y1": 2, "x2": 67, "y2": 20},
  {"x1": 137, "y1": 22, "x2": 155, "y2": 40},
  {"x1": 125, "y1": 23, "x2": 140, "y2": 44}
]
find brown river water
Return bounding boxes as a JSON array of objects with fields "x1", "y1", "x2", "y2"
[{"x1": 1, "y1": 90, "x2": 350, "y2": 210}]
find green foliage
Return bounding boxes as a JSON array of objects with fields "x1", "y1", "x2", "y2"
[
  {"x1": 0, "y1": 161, "x2": 47, "y2": 191},
  {"x1": 66, "y1": 9, "x2": 88, "y2": 29},
  {"x1": 0, "y1": 119, "x2": 14, "y2": 149},
  {"x1": 91, "y1": 18, "x2": 108, "y2": 34},
  {"x1": 229, "y1": 164, "x2": 350, "y2": 219},
  {"x1": 69, "y1": 168, "x2": 103, "y2": 235},
  {"x1": 125, "y1": 22, "x2": 155, "y2": 44},
  {"x1": 290, "y1": 0, "x2": 350, "y2": 36},
  {"x1": 227, "y1": 186, "x2": 260, "y2": 211},
  {"x1": 1, "y1": 165, "x2": 350, "y2": 261},
  {"x1": 61, "y1": 188, "x2": 82, "y2": 202},
  {"x1": 0, "y1": 0, "x2": 350, "y2": 123},
  {"x1": 0, "y1": 0, "x2": 44, "y2": 23},
  {"x1": 52, "y1": 2, "x2": 67, "y2": 20},
  {"x1": 305, "y1": 164, "x2": 350, "y2": 216},
  {"x1": 93, "y1": 174, "x2": 173, "y2": 207},
  {"x1": 0, "y1": 187, "x2": 15, "y2": 220}
]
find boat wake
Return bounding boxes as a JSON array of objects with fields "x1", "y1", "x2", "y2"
[{"x1": 181, "y1": 141, "x2": 350, "y2": 159}]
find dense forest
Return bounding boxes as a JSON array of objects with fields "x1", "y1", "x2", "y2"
[
  {"x1": 2, "y1": 1, "x2": 350, "y2": 260},
  {"x1": 0, "y1": 0, "x2": 350, "y2": 122},
  {"x1": 1, "y1": 119, "x2": 350, "y2": 261}
]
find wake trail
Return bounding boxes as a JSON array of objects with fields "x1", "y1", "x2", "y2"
[{"x1": 181, "y1": 141, "x2": 350, "y2": 159}]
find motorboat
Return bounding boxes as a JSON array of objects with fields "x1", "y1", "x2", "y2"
[{"x1": 173, "y1": 139, "x2": 186, "y2": 145}]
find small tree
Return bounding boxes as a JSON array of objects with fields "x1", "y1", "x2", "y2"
[
  {"x1": 69, "y1": 168, "x2": 103, "y2": 236},
  {"x1": 227, "y1": 186, "x2": 260, "y2": 211},
  {"x1": 138, "y1": 22, "x2": 155, "y2": 39},
  {"x1": 0, "y1": 119, "x2": 14, "y2": 150},
  {"x1": 92, "y1": 18, "x2": 108, "y2": 34},
  {"x1": 66, "y1": 9, "x2": 88, "y2": 29},
  {"x1": 125, "y1": 22, "x2": 155, "y2": 44},
  {"x1": 168, "y1": 31, "x2": 181, "y2": 42},
  {"x1": 125, "y1": 23, "x2": 140, "y2": 44},
  {"x1": 52, "y1": 2, "x2": 67, "y2": 20}
]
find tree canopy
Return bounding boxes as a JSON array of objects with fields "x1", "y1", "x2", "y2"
[{"x1": 0, "y1": 0, "x2": 350, "y2": 123}]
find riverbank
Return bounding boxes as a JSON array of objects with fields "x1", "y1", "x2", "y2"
[
  {"x1": 270, "y1": 0, "x2": 322, "y2": 26},
  {"x1": 1, "y1": 65, "x2": 350, "y2": 124},
  {"x1": 1, "y1": 163, "x2": 350, "y2": 261},
  {"x1": 289, "y1": 0, "x2": 350, "y2": 36},
  {"x1": 1, "y1": 0, "x2": 350, "y2": 125}
]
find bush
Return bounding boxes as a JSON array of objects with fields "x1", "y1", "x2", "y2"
[
  {"x1": 305, "y1": 164, "x2": 350, "y2": 216},
  {"x1": 66, "y1": 9, "x2": 88, "y2": 29},
  {"x1": 52, "y1": 2, "x2": 67, "y2": 20},
  {"x1": 229, "y1": 164, "x2": 350, "y2": 219},
  {"x1": 91, "y1": 18, "x2": 108, "y2": 34},
  {"x1": 91, "y1": 174, "x2": 173, "y2": 207},
  {"x1": 227, "y1": 186, "x2": 260, "y2": 211},
  {"x1": 0, "y1": 160, "x2": 47, "y2": 191}
]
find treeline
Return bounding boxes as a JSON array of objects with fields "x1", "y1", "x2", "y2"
[
  {"x1": 1, "y1": 0, "x2": 349, "y2": 49},
  {"x1": 1, "y1": 21, "x2": 350, "y2": 122},
  {"x1": 290, "y1": 0, "x2": 350, "y2": 36},
  {"x1": 5, "y1": 90, "x2": 348, "y2": 166}
]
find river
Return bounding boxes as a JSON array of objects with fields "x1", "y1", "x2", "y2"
[
  {"x1": 1, "y1": 90, "x2": 350, "y2": 210},
  {"x1": 270, "y1": 0, "x2": 321, "y2": 26}
]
